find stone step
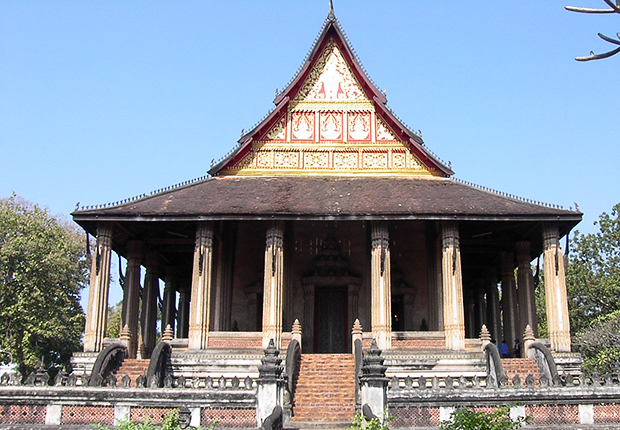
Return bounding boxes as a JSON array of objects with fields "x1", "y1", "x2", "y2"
[
  {"x1": 291, "y1": 354, "x2": 356, "y2": 424},
  {"x1": 501, "y1": 358, "x2": 542, "y2": 385}
]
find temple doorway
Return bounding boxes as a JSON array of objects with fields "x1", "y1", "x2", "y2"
[{"x1": 314, "y1": 287, "x2": 348, "y2": 353}]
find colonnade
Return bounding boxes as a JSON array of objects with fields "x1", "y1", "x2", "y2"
[{"x1": 83, "y1": 220, "x2": 572, "y2": 355}]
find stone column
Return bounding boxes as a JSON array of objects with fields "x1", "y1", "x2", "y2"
[
  {"x1": 475, "y1": 281, "x2": 487, "y2": 335},
  {"x1": 501, "y1": 251, "x2": 518, "y2": 349},
  {"x1": 141, "y1": 251, "x2": 159, "y2": 357},
  {"x1": 162, "y1": 267, "x2": 177, "y2": 336},
  {"x1": 121, "y1": 240, "x2": 142, "y2": 358},
  {"x1": 517, "y1": 241, "x2": 538, "y2": 338},
  {"x1": 84, "y1": 224, "x2": 113, "y2": 352},
  {"x1": 464, "y1": 296, "x2": 476, "y2": 338},
  {"x1": 485, "y1": 267, "x2": 502, "y2": 344},
  {"x1": 441, "y1": 221, "x2": 465, "y2": 350},
  {"x1": 543, "y1": 223, "x2": 571, "y2": 352},
  {"x1": 188, "y1": 222, "x2": 215, "y2": 350},
  {"x1": 262, "y1": 221, "x2": 285, "y2": 349},
  {"x1": 371, "y1": 221, "x2": 392, "y2": 350},
  {"x1": 177, "y1": 285, "x2": 190, "y2": 339},
  {"x1": 347, "y1": 283, "x2": 360, "y2": 346},
  {"x1": 302, "y1": 284, "x2": 315, "y2": 351}
]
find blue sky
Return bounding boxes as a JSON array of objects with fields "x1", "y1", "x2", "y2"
[{"x1": 2, "y1": 1, "x2": 619, "y2": 304}]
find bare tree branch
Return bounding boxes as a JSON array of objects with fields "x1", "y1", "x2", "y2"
[{"x1": 566, "y1": 1, "x2": 620, "y2": 60}]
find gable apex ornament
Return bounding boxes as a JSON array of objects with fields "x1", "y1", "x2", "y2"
[{"x1": 328, "y1": 0, "x2": 336, "y2": 21}]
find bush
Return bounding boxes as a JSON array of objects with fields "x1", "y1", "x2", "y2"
[
  {"x1": 439, "y1": 407, "x2": 528, "y2": 430},
  {"x1": 349, "y1": 412, "x2": 392, "y2": 430}
]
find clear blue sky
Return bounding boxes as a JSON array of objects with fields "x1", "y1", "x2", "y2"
[{"x1": 2, "y1": 1, "x2": 619, "y2": 305}]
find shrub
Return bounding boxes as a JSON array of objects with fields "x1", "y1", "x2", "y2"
[{"x1": 439, "y1": 407, "x2": 529, "y2": 430}]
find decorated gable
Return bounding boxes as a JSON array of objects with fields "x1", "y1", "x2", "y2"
[{"x1": 215, "y1": 26, "x2": 449, "y2": 177}]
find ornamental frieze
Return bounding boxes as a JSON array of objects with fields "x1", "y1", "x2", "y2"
[{"x1": 224, "y1": 146, "x2": 428, "y2": 174}]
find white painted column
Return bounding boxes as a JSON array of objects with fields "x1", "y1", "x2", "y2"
[
  {"x1": 441, "y1": 221, "x2": 465, "y2": 350},
  {"x1": 84, "y1": 224, "x2": 113, "y2": 352},
  {"x1": 371, "y1": 221, "x2": 392, "y2": 350},
  {"x1": 262, "y1": 221, "x2": 285, "y2": 349},
  {"x1": 543, "y1": 222, "x2": 571, "y2": 352},
  {"x1": 188, "y1": 222, "x2": 214, "y2": 350}
]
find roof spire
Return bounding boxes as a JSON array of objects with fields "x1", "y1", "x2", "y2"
[{"x1": 328, "y1": 0, "x2": 336, "y2": 21}]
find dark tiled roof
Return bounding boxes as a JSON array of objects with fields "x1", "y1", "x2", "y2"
[{"x1": 73, "y1": 176, "x2": 581, "y2": 222}]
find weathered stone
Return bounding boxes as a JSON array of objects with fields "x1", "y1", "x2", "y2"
[
  {"x1": 121, "y1": 374, "x2": 131, "y2": 388},
  {"x1": 244, "y1": 376, "x2": 253, "y2": 390},
  {"x1": 218, "y1": 375, "x2": 226, "y2": 390},
  {"x1": 525, "y1": 374, "x2": 535, "y2": 389},
  {"x1": 512, "y1": 375, "x2": 521, "y2": 389}
]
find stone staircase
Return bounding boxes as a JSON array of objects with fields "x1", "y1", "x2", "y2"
[
  {"x1": 115, "y1": 358, "x2": 149, "y2": 386},
  {"x1": 501, "y1": 358, "x2": 542, "y2": 385},
  {"x1": 291, "y1": 353, "x2": 356, "y2": 426}
]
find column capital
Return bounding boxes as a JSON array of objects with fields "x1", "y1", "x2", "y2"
[
  {"x1": 542, "y1": 222, "x2": 559, "y2": 248},
  {"x1": 500, "y1": 251, "x2": 514, "y2": 275},
  {"x1": 516, "y1": 241, "x2": 531, "y2": 267},
  {"x1": 441, "y1": 221, "x2": 459, "y2": 250},
  {"x1": 126, "y1": 240, "x2": 143, "y2": 263}
]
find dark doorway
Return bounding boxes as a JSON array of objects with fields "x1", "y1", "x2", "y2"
[
  {"x1": 392, "y1": 294, "x2": 405, "y2": 331},
  {"x1": 314, "y1": 287, "x2": 348, "y2": 353}
]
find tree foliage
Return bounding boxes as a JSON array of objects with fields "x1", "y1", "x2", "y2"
[
  {"x1": 439, "y1": 407, "x2": 528, "y2": 430},
  {"x1": 565, "y1": 203, "x2": 620, "y2": 334},
  {"x1": 573, "y1": 310, "x2": 620, "y2": 375},
  {"x1": 0, "y1": 195, "x2": 88, "y2": 376}
]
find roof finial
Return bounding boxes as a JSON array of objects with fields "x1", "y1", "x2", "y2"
[{"x1": 328, "y1": 0, "x2": 336, "y2": 21}]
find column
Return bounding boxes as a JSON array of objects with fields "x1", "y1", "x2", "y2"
[
  {"x1": 162, "y1": 267, "x2": 177, "y2": 335},
  {"x1": 371, "y1": 221, "x2": 392, "y2": 350},
  {"x1": 262, "y1": 221, "x2": 285, "y2": 349},
  {"x1": 543, "y1": 223, "x2": 571, "y2": 352},
  {"x1": 177, "y1": 285, "x2": 190, "y2": 338},
  {"x1": 464, "y1": 296, "x2": 476, "y2": 338},
  {"x1": 141, "y1": 251, "x2": 159, "y2": 357},
  {"x1": 485, "y1": 267, "x2": 502, "y2": 344},
  {"x1": 121, "y1": 240, "x2": 142, "y2": 358},
  {"x1": 441, "y1": 221, "x2": 465, "y2": 350},
  {"x1": 517, "y1": 241, "x2": 538, "y2": 338},
  {"x1": 501, "y1": 251, "x2": 518, "y2": 350},
  {"x1": 302, "y1": 284, "x2": 314, "y2": 351},
  {"x1": 188, "y1": 222, "x2": 215, "y2": 350},
  {"x1": 426, "y1": 221, "x2": 442, "y2": 331},
  {"x1": 475, "y1": 281, "x2": 487, "y2": 335},
  {"x1": 83, "y1": 223, "x2": 113, "y2": 352}
]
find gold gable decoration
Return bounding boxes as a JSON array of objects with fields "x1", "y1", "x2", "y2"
[
  {"x1": 294, "y1": 38, "x2": 366, "y2": 103},
  {"x1": 218, "y1": 33, "x2": 441, "y2": 177}
]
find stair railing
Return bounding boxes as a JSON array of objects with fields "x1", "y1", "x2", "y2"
[
  {"x1": 89, "y1": 343, "x2": 127, "y2": 387},
  {"x1": 146, "y1": 341, "x2": 172, "y2": 388},
  {"x1": 484, "y1": 342, "x2": 503, "y2": 388},
  {"x1": 527, "y1": 342, "x2": 559, "y2": 385}
]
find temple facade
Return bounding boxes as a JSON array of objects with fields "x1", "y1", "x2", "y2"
[{"x1": 72, "y1": 8, "x2": 581, "y2": 366}]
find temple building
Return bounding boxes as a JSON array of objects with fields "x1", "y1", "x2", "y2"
[{"x1": 72, "y1": 5, "x2": 581, "y2": 378}]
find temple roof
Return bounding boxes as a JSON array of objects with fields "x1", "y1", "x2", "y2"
[{"x1": 73, "y1": 176, "x2": 581, "y2": 225}]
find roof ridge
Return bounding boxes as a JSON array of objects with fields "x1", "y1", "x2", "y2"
[
  {"x1": 451, "y1": 177, "x2": 579, "y2": 212},
  {"x1": 75, "y1": 175, "x2": 211, "y2": 212}
]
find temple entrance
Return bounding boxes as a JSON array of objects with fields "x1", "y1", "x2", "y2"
[{"x1": 314, "y1": 287, "x2": 348, "y2": 353}]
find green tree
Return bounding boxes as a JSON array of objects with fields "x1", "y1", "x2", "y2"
[
  {"x1": 106, "y1": 301, "x2": 123, "y2": 339},
  {"x1": 574, "y1": 310, "x2": 620, "y2": 375},
  {"x1": 439, "y1": 407, "x2": 528, "y2": 430},
  {"x1": 566, "y1": 203, "x2": 620, "y2": 334},
  {"x1": 0, "y1": 195, "x2": 88, "y2": 376}
]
